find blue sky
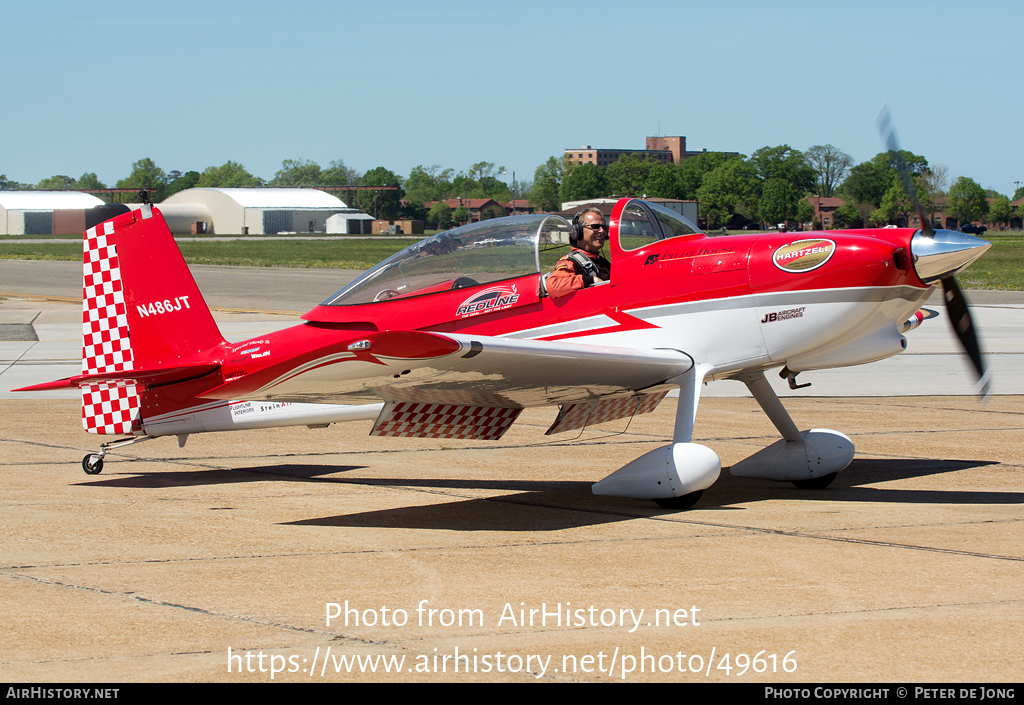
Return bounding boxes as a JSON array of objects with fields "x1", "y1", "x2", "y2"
[{"x1": 4, "y1": 0, "x2": 1021, "y2": 196}]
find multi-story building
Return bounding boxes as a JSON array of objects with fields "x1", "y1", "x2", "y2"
[{"x1": 564, "y1": 136, "x2": 726, "y2": 168}]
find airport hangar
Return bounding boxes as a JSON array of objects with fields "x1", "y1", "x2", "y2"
[
  {"x1": 157, "y1": 187, "x2": 374, "y2": 235},
  {"x1": 0, "y1": 188, "x2": 374, "y2": 236},
  {"x1": 0, "y1": 191, "x2": 110, "y2": 235}
]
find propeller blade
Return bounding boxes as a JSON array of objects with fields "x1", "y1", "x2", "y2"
[
  {"x1": 876, "y1": 104, "x2": 933, "y2": 236},
  {"x1": 877, "y1": 104, "x2": 990, "y2": 398},
  {"x1": 940, "y1": 276, "x2": 991, "y2": 397}
]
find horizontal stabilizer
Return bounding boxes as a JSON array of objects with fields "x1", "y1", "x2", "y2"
[
  {"x1": 14, "y1": 364, "x2": 220, "y2": 393},
  {"x1": 13, "y1": 378, "x2": 76, "y2": 392}
]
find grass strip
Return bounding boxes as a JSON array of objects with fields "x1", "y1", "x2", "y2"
[{"x1": 2, "y1": 236, "x2": 1021, "y2": 289}]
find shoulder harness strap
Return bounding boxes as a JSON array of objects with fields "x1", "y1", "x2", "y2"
[{"x1": 567, "y1": 250, "x2": 599, "y2": 286}]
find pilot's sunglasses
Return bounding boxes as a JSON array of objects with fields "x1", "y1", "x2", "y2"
[{"x1": 585, "y1": 223, "x2": 606, "y2": 230}]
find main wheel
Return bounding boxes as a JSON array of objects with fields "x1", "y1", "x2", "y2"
[
  {"x1": 654, "y1": 490, "x2": 703, "y2": 510},
  {"x1": 82, "y1": 454, "x2": 104, "y2": 475},
  {"x1": 792, "y1": 472, "x2": 837, "y2": 490}
]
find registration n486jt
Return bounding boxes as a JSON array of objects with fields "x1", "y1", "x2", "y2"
[{"x1": 136, "y1": 296, "x2": 191, "y2": 317}]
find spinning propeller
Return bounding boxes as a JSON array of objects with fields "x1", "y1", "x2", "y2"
[{"x1": 876, "y1": 105, "x2": 992, "y2": 397}]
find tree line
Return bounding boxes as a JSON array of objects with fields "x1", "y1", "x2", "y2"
[
  {"x1": 0, "y1": 157, "x2": 524, "y2": 228},
  {"x1": 531, "y1": 145, "x2": 1021, "y2": 230},
  {"x1": 3, "y1": 148, "x2": 1019, "y2": 230}
]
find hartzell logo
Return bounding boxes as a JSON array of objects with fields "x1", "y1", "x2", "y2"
[{"x1": 772, "y1": 239, "x2": 836, "y2": 273}]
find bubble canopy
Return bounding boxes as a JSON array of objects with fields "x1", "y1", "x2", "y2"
[{"x1": 321, "y1": 214, "x2": 572, "y2": 307}]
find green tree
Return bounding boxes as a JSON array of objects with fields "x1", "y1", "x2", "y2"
[
  {"x1": 530, "y1": 157, "x2": 563, "y2": 212},
  {"x1": 880, "y1": 150, "x2": 929, "y2": 177},
  {"x1": 452, "y1": 205, "x2": 470, "y2": 226},
  {"x1": 644, "y1": 164, "x2": 685, "y2": 199},
  {"x1": 841, "y1": 150, "x2": 928, "y2": 207},
  {"x1": 1013, "y1": 186, "x2": 1024, "y2": 201},
  {"x1": 116, "y1": 158, "x2": 168, "y2": 201},
  {"x1": 947, "y1": 176, "x2": 989, "y2": 224},
  {"x1": 696, "y1": 158, "x2": 760, "y2": 229},
  {"x1": 35, "y1": 175, "x2": 76, "y2": 190},
  {"x1": 74, "y1": 172, "x2": 106, "y2": 190},
  {"x1": 165, "y1": 171, "x2": 201, "y2": 197},
  {"x1": 750, "y1": 145, "x2": 816, "y2": 194},
  {"x1": 448, "y1": 162, "x2": 510, "y2": 201},
  {"x1": 832, "y1": 203, "x2": 863, "y2": 229},
  {"x1": 321, "y1": 159, "x2": 359, "y2": 186},
  {"x1": 758, "y1": 179, "x2": 799, "y2": 226},
  {"x1": 748, "y1": 146, "x2": 816, "y2": 226},
  {"x1": 469, "y1": 162, "x2": 510, "y2": 200},
  {"x1": 989, "y1": 195, "x2": 1011, "y2": 228},
  {"x1": 606, "y1": 154, "x2": 656, "y2": 196},
  {"x1": 405, "y1": 164, "x2": 454, "y2": 204},
  {"x1": 795, "y1": 198, "x2": 816, "y2": 227},
  {"x1": 356, "y1": 167, "x2": 404, "y2": 219},
  {"x1": 197, "y1": 161, "x2": 264, "y2": 188},
  {"x1": 270, "y1": 159, "x2": 321, "y2": 187},
  {"x1": 921, "y1": 164, "x2": 949, "y2": 199},
  {"x1": 0, "y1": 175, "x2": 24, "y2": 190},
  {"x1": 559, "y1": 163, "x2": 609, "y2": 204},
  {"x1": 805, "y1": 144, "x2": 853, "y2": 197},
  {"x1": 677, "y1": 152, "x2": 737, "y2": 199},
  {"x1": 877, "y1": 176, "x2": 930, "y2": 226},
  {"x1": 401, "y1": 200, "x2": 427, "y2": 221},
  {"x1": 427, "y1": 202, "x2": 452, "y2": 229},
  {"x1": 842, "y1": 160, "x2": 891, "y2": 207},
  {"x1": 511, "y1": 177, "x2": 531, "y2": 206}
]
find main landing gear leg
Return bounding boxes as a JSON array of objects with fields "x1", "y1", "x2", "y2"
[
  {"x1": 592, "y1": 363, "x2": 720, "y2": 510},
  {"x1": 81, "y1": 435, "x2": 155, "y2": 475},
  {"x1": 730, "y1": 371, "x2": 853, "y2": 488}
]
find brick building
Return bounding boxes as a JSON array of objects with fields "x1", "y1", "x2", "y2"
[
  {"x1": 808, "y1": 195, "x2": 1024, "y2": 231},
  {"x1": 424, "y1": 198, "x2": 505, "y2": 223},
  {"x1": 564, "y1": 136, "x2": 729, "y2": 168},
  {"x1": 807, "y1": 196, "x2": 845, "y2": 228}
]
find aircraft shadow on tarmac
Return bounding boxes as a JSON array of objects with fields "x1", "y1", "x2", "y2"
[
  {"x1": 75, "y1": 463, "x2": 369, "y2": 488},
  {"x1": 705, "y1": 458, "x2": 1016, "y2": 511},
  {"x1": 76, "y1": 457, "x2": 1019, "y2": 532}
]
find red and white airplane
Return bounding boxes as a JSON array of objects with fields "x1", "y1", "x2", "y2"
[{"x1": 16, "y1": 197, "x2": 991, "y2": 509}]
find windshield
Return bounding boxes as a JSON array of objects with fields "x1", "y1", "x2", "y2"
[
  {"x1": 618, "y1": 200, "x2": 702, "y2": 251},
  {"x1": 322, "y1": 214, "x2": 572, "y2": 306}
]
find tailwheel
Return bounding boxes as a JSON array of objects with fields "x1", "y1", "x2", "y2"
[
  {"x1": 82, "y1": 454, "x2": 104, "y2": 475},
  {"x1": 792, "y1": 472, "x2": 837, "y2": 490},
  {"x1": 654, "y1": 490, "x2": 703, "y2": 510}
]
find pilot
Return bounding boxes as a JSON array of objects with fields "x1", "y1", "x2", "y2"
[{"x1": 547, "y1": 207, "x2": 611, "y2": 298}]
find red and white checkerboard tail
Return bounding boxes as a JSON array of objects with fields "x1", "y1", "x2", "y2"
[{"x1": 81, "y1": 206, "x2": 227, "y2": 435}]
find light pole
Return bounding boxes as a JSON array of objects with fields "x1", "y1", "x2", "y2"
[{"x1": 499, "y1": 169, "x2": 517, "y2": 215}]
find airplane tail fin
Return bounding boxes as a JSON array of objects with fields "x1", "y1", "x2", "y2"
[{"x1": 80, "y1": 205, "x2": 227, "y2": 434}]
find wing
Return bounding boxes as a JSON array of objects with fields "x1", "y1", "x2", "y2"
[{"x1": 200, "y1": 330, "x2": 692, "y2": 441}]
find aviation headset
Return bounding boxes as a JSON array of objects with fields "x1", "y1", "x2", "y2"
[{"x1": 570, "y1": 207, "x2": 604, "y2": 245}]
